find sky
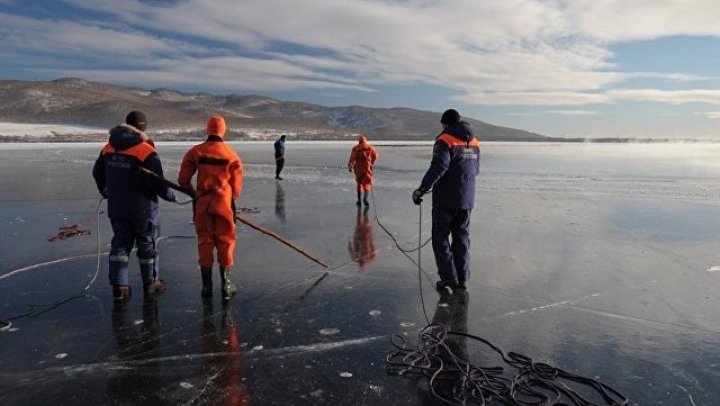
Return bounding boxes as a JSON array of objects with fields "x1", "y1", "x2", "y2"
[{"x1": 2, "y1": 0, "x2": 720, "y2": 139}]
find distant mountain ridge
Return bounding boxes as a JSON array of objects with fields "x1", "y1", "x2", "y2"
[{"x1": 0, "y1": 78, "x2": 551, "y2": 141}]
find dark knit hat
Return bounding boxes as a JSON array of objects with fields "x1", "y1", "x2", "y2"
[
  {"x1": 126, "y1": 110, "x2": 147, "y2": 131},
  {"x1": 440, "y1": 109, "x2": 460, "y2": 126}
]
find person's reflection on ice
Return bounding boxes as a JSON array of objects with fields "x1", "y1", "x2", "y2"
[
  {"x1": 431, "y1": 290, "x2": 469, "y2": 361},
  {"x1": 201, "y1": 299, "x2": 249, "y2": 405},
  {"x1": 107, "y1": 298, "x2": 163, "y2": 403},
  {"x1": 348, "y1": 206, "x2": 376, "y2": 268},
  {"x1": 275, "y1": 181, "x2": 286, "y2": 223},
  {"x1": 420, "y1": 290, "x2": 470, "y2": 404}
]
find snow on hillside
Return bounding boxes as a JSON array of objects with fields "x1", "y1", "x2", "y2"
[{"x1": 0, "y1": 122, "x2": 105, "y2": 137}]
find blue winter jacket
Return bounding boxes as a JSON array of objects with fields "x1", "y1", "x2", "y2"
[
  {"x1": 92, "y1": 124, "x2": 175, "y2": 220},
  {"x1": 419, "y1": 121, "x2": 480, "y2": 210},
  {"x1": 274, "y1": 138, "x2": 285, "y2": 157}
]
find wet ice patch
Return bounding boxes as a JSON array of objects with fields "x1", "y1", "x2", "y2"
[
  {"x1": 180, "y1": 382, "x2": 194, "y2": 389},
  {"x1": 340, "y1": 372, "x2": 353, "y2": 378},
  {"x1": 368, "y1": 310, "x2": 381, "y2": 317},
  {"x1": 55, "y1": 353, "x2": 68, "y2": 359},
  {"x1": 319, "y1": 328, "x2": 340, "y2": 335}
]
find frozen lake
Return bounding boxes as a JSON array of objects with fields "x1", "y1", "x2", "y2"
[{"x1": 1, "y1": 141, "x2": 720, "y2": 404}]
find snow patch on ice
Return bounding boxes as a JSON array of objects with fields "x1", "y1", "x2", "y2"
[{"x1": 0, "y1": 122, "x2": 105, "y2": 137}]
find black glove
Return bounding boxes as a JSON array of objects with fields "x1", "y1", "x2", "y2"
[{"x1": 412, "y1": 188, "x2": 426, "y2": 205}]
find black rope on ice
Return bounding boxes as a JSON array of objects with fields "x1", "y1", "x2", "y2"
[
  {"x1": 0, "y1": 198, "x2": 106, "y2": 328},
  {"x1": 386, "y1": 323, "x2": 628, "y2": 405},
  {"x1": 371, "y1": 189, "x2": 628, "y2": 405}
]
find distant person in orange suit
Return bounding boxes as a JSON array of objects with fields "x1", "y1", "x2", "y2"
[
  {"x1": 348, "y1": 135, "x2": 379, "y2": 206},
  {"x1": 348, "y1": 206, "x2": 376, "y2": 268},
  {"x1": 179, "y1": 115, "x2": 243, "y2": 298}
]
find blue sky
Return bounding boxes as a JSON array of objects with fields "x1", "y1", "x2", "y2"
[{"x1": 2, "y1": 0, "x2": 720, "y2": 138}]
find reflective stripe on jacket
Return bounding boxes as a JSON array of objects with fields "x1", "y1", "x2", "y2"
[
  {"x1": 92, "y1": 124, "x2": 175, "y2": 220},
  {"x1": 420, "y1": 121, "x2": 480, "y2": 210}
]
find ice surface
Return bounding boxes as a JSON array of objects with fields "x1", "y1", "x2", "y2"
[{"x1": 1, "y1": 142, "x2": 720, "y2": 404}]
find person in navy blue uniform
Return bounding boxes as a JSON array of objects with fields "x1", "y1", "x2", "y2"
[
  {"x1": 412, "y1": 109, "x2": 480, "y2": 291},
  {"x1": 274, "y1": 135, "x2": 286, "y2": 180},
  {"x1": 92, "y1": 111, "x2": 176, "y2": 300}
]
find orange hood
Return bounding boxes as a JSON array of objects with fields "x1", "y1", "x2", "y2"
[{"x1": 206, "y1": 115, "x2": 227, "y2": 136}]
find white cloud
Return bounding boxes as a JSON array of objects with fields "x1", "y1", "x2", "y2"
[
  {"x1": 51, "y1": 56, "x2": 373, "y2": 92},
  {"x1": 455, "y1": 91, "x2": 611, "y2": 106},
  {"x1": 546, "y1": 110, "x2": 598, "y2": 115},
  {"x1": 563, "y1": 0, "x2": 720, "y2": 42},
  {"x1": 1, "y1": 0, "x2": 716, "y2": 107},
  {"x1": 608, "y1": 89, "x2": 720, "y2": 104},
  {"x1": 0, "y1": 13, "x2": 189, "y2": 57},
  {"x1": 697, "y1": 112, "x2": 720, "y2": 119}
]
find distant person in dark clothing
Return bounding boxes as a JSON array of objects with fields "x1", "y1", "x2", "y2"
[
  {"x1": 274, "y1": 135, "x2": 286, "y2": 180},
  {"x1": 412, "y1": 109, "x2": 480, "y2": 291},
  {"x1": 92, "y1": 110, "x2": 176, "y2": 300}
]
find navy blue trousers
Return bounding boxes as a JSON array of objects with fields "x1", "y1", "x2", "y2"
[
  {"x1": 109, "y1": 218, "x2": 158, "y2": 286},
  {"x1": 431, "y1": 208, "x2": 472, "y2": 282}
]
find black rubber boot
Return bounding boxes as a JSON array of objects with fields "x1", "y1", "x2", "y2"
[
  {"x1": 219, "y1": 266, "x2": 238, "y2": 298},
  {"x1": 113, "y1": 285, "x2": 131, "y2": 301},
  {"x1": 356, "y1": 190, "x2": 362, "y2": 206},
  {"x1": 363, "y1": 191, "x2": 370, "y2": 206},
  {"x1": 143, "y1": 279, "x2": 166, "y2": 298},
  {"x1": 201, "y1": 267, "x2": 213, "y2": 298}
]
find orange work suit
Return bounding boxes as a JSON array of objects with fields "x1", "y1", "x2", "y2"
[
  {"x1": 179, "y1": 119, "x2": 243, "y2": 269},
  {"x1": 348, "y1": 136, "x2": 379, "y2": 192}
]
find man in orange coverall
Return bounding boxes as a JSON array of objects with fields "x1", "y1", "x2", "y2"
[
  {"x1": 348, "y1": 135, "x2": 379, "y2": 206},
  {"x1": 179, "y1": 115, "x2": 243, "y2": 298}
]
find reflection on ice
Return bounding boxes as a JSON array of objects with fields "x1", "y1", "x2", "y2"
[{"x1": 2, "y1": 142, "x2": 720, "y2": 404}]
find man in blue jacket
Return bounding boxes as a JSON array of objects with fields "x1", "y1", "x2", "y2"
[
  {"x1": 92, "y1": 111, "x2": 176, "y2": 300},
  {"x1": 412, "y1": 109, "x2": 480, "y2": 291},
  {"x1": 274, "y1": 134, "x2": 286, "y2": 180}
]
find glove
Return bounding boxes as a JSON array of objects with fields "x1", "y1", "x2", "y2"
[{"x1": 412, "y1": 188, "x2": 426, "y2": 205}]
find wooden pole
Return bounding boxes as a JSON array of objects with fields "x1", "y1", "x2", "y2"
[
  {"x1": 235, "y1": 214, "x2": 329, "y2": 268},
  {"x1": 139, "y1": 167, "x2": 328, "y2": 268}
]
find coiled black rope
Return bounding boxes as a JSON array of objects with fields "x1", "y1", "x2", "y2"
[
  {"x1": 372, "y1": 189, "x2": 628, "y2": 405},
  {"x1": 386, "y1": 322, "x2": 628, "y2": 405}
]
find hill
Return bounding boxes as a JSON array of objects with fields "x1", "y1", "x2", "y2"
[{"x1": 0, "y1": 78, "x2": 551, "y2": 141}]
